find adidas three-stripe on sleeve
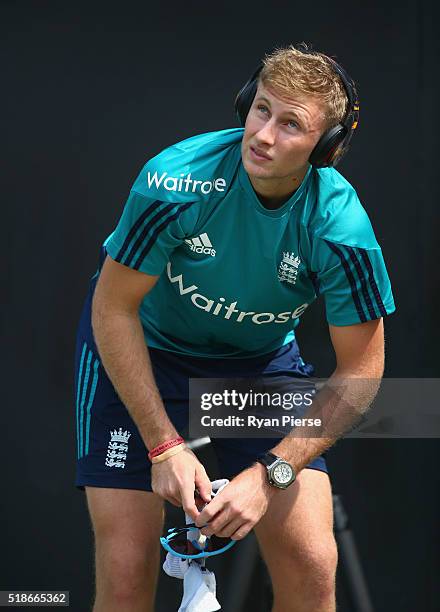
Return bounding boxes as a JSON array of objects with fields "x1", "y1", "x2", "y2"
[
  {"x1": 105, "y1": 190, "x2": 197, "y2": 276},
  {"x1": 311, "y1": 238, "x2": 394, "y2": 326},
  {"x1": 309, "y1": 172, "x2": 395, "y2": 326}
]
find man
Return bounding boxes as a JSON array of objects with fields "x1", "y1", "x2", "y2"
[{"x1": 75, "y1": 44, "x2": 395, "y2": 611}]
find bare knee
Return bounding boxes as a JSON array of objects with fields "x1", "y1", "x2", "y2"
[
  {"x1": 289, "y1": 536, "x2": 338, "y2": 599},
  {"x1": 86, "y1": 488, "x2": 164, "y2": 610},
  {"x1": 267, "y1": 534, "x2": 337, "y2": 601},
  {"x1": 96, "y1": 542, "x2": 157, "y2": 603}
]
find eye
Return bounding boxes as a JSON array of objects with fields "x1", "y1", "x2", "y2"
[
  {"x1": 257, "y1": 104, "x2": 269, "y2": 115},
  {"x1": 286, "y1": 119, "x2": 298, "y2": 129}
]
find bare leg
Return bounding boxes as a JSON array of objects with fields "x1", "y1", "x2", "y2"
[
  {"x1": 254, "y1": 469, "x2": 337, "y2": 612},
  {"x1": 85, "y1": 487, "x2": 165, "y2": 612}
]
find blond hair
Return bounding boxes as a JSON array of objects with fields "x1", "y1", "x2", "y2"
[{"x1": 259, "y1": 44, "x2": 349, "y2": 130}]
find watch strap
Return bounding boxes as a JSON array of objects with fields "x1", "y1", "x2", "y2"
[{"x1": 256, "y1": 452, "x2": 279, "y2": 469}]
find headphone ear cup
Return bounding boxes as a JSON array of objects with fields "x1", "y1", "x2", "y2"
[
  {"x1": 234, "y1": 80, "x2": 258, "y2": 126},
  {"x1": 234, "y1": 64, "x2": 263, "y2": 126},
  {"x1": 309, "y1": 124, "x2": 347, "y2": 168}
]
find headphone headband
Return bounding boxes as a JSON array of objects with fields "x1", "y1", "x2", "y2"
[{"x1": 234, "y1": 46, "x2": 360, "y2": 168}]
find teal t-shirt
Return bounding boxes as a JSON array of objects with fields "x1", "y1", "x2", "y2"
[{"x1": 102, "y1": 128, "x2": 396, "y2": 358}]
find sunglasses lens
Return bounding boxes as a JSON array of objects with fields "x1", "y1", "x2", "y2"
[
  {"x1": 167, "y1": 531, "x2": 189, "y2": 555},
  {"x1": 205, "y1": 534, "x2": 232, "y2": 552},
  {"x1": 166, "y1": 528, "x2": 232, "y2": 556}
]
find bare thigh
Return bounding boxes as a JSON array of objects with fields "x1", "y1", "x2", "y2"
[
  {"x1": 86, "y1": 487, "x2": 165, "y2": 612},
  {"x1": 255, "y1": 468, "x2": 334, "y2": 545},
  {"x1": 254, "y1": 469, "x2": 337, "y2": 610}
]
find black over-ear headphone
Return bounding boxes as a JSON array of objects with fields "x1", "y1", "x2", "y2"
[{"x1": 234, "y1": 45, "x2": 360, "y2": 168}]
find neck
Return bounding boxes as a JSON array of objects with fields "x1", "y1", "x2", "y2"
[{"x1": 249, "y1": 166, "x2": 309, "y2": 210}]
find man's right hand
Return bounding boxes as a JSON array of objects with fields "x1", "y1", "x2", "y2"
[{"x1": 151, "y1": 448, "x2": 212, "y2": 521}]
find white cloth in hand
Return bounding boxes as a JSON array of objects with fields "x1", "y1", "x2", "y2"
[
  {"x1": 163, "y1": 554, "x2": 189, "y2": 580},
  {"x1": 162, "y1": 478, "x2": 230, "y2": 610},
  {"x1": 178, "y1": 563, "x2": 220, "y2": 612}
]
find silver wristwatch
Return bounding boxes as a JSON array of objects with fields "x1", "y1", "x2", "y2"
[{"x1": 256, "y1": 452, "x2": 296, "y2": 489}]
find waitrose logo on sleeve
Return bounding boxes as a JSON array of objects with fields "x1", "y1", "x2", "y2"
[{"x1": 146, "y1": 171, "x2": 227, "y2": 194}]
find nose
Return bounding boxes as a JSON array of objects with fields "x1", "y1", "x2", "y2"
[{"x1": 256, "y1": 118, "x2": 276, "y2": 146}]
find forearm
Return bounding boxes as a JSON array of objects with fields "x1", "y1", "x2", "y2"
[
  {"x1": 271, "y1": 368, "x2": 382, "y2": 472},
  {"x1": 92, "y1": 307, "x2": 178, "y2": 450}
]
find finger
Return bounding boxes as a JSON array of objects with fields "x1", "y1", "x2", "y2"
[
  {"x1": 165, "y1": 496, "x2": 182, "y2": 508},
  {"x1": 200, "y1": 507, "x2": 234, "y2": 536},
  {"x1": 195, "y1": 496, "x2": 222, "y2": 527},
  {"x1": 180, "y1": 482, "x2": 200, "y2": 522},
  {"x1": 200, "y1": 507, "x2": 233, "y2": 536},
  {"x1": 210, "y1": 514, "x2": 244, "y2": 538},
  {"x1": 194, "y1": 494, "x2": 206, "y2": 512},
  {"x1": 230, "y1": 522, "x2": 253, "y2": 541},
  {"x1": 194, "y1": 466, "x2": 212, "y2": 503}
]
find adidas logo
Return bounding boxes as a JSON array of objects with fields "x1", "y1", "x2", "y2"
[{"x1": 185, "y1": 233, "x2": 216, "y2": 257}]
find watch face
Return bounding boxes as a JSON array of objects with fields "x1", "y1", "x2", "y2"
[{"x1": 272, "y1": 461, "x2": 294, "y2": 485}]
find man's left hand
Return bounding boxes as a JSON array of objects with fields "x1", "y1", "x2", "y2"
[{"x1": 195, "y1": 463, "x2": 276, "y2": 540}]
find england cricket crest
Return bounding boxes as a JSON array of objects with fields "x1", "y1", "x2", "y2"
[
  {"x1": 105, "y1": 427, "x2": 131, "y2": 469},
  {"x1": 278, "y1": 251, "x2": 301, "y2": 286}
]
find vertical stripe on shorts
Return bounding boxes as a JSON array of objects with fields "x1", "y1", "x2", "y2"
[{"x1": 76, "y1": 342, "x2": 100, "y2": 459}]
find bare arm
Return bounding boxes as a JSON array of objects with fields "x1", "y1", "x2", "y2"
[
  {"x1": 91, "y1": 255, "x2": 212, "y2": 516},
  {"x1": 271, "y1": 317, "x2": 385, "y2": 471},
  {"x1": 196, "y1": 318, "x2": 386, "y2": 539},
  {"x1": 91, "y1": 255, "x2": 177, "y2": 450}
]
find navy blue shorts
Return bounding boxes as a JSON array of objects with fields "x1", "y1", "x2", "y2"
[{"x1": 75, "y1": 273, "x2": 328, "y2": 493}]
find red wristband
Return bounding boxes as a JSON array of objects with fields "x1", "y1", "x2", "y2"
[{"x1": 148, "y1": 436, "x2": 184, "y2": 460}]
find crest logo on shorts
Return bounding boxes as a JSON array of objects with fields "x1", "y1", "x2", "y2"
[
  {"x1": 278, "y1": 252, "x2": 301, "y2": 286},
  {"x1": 105, "y1": 427, "x2": 131, "y2": 469}
]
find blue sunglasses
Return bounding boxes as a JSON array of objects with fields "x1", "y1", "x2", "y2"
[{"x1": 160, "y1": 524, "x2": 236, "y2": 560}]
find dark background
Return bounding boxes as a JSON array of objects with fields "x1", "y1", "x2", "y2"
[{"x1": 2, "y1": 1, "x2": 439, "y2": 610}]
